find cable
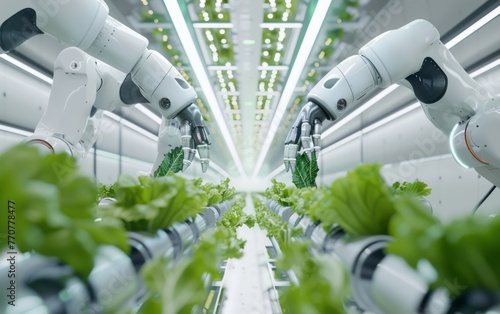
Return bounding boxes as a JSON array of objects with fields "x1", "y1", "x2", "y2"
[{"x1": 472, "y1": 185, "x2": 497, "y2": 215}]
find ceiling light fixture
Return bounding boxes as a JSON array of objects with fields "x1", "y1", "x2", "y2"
[
  {"x1": 253, "y1": 0, "x2": 333, "y2": 178},
  {"x1": 164, "y1": 0, "x2": 246, "y2": 178}
]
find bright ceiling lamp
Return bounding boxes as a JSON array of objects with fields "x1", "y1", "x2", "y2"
[
  {"x1": 164, "y1": 0, "x2": 246, "y2": 178},
  {"x1": 253, "y1": 0, "x2": 333, "y2": 178},
  {"x1": 469, "y1": 57, "x2": 500, "y2": 77}
]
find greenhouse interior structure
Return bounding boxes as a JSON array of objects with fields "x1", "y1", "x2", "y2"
[{"x1": 1, "y1": 0, "x2": 500, "y2": 313}]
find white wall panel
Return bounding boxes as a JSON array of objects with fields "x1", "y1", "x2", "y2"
[
  {"x1": 363, "y1": 109, "x2": 449, "y2": 167},
  {"x1": 0, "y1": 60, "x2": 50, "y2": 129},
  {"x1": 79, "y1": 152, "x2": 95, "y2": 178},
  {"x1": 381, "y1": 155, "x2": 500, "y2": 222},
  {"x1": 120, "y1": 156, "x2": 153, "y2": 178},
  {"x1": 319, "y1": 137, "x2": 363, "y2": 185},
  {"x1": 120, "y1": 126, "x2": 156, "y2": 163},
  {"x1": 94, "y1": 116, "x2": 121, "y2": 154},
  {"x1": 95, "y1": 152, "x2": 120, "y2": 185}
]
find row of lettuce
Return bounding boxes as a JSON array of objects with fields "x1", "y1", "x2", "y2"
[
  {"x1": 139, "y1": 197, "x2": 255, "y2": 313},
  {"x1": 3, "y1": 144, "x2": 500, "y2": 312},
  {"x1": 254, "y1": 196, "x2": 350, "y2": 314},
  {"x1": 263, "y1": 162, "x2": 500, "y2": 304},
  {"x1": 0, "y1": 145, "x2": 252, "y2": 313}
]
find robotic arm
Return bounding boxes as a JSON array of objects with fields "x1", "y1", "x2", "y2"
[
  {"x1": 0, "y1": 0, "x2": 210, "y2": 172},
  {"x1": 285, "y1": 19, "x2": 500, "y2": 186}
]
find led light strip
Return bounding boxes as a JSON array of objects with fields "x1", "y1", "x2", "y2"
[
  {"x1": 164, "y1": 0, "x2": 246, "y2": 178},
  {"x1": 259, "y1": 5, "x2": 500, "y2": 178},
  {"x1": 257, "y1": 65, "x2": 289, "y2": 71},
  {"x1": 253, "y1": 0, "x2": 333, "y2": 177},
  {"x1": 208, "y1": 65, "x2": 238, "y2": 71}
]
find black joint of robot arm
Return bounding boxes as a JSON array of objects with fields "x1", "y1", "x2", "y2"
[
  {"x1": 119, "y1": 73, "x2": 149, "y2": 105},
  {"x1": 0, "y1": 8, "x2": 44, "y2": 52}
]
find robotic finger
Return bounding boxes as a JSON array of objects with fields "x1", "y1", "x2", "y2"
[
  {"x1": 284, "y1": 101, "x2": 327, "y2": 172},
  {"x1": 180, "y1": 121, "x2": 194, "y2": 171},
  {"x1": 284, "y1": 144, "x2": 299, "y2": 172},
  {"x1": 177, "y1": 104, "x2": 211, "y2": 173},
  {"x1": 312, "y1": 118, "x2": 322, "y2": 155},
  {"x1": 192, "y1": 126, "x2": 210, "y2": 173},
  {"x1": 284, "y1": 115, "x2": 302, "y2": 172},
  {"x1": 300, "y1": 122, "x2": 314, "y2": 154}
]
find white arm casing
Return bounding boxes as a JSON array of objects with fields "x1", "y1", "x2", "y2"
[
  {"x1": 1, "y1": 0, "x2": 205, "y2": 171},
  {"x1": 305, "y1": 19, "x2": 500, "y2": 186},
  {"x1": 24, "y1": 47, "x2": 101, "y2": 159},
  {"x1": 1, "y1": 0, "x2": 197, "y2": 119},
  {"x1": 131, "y1": 50, "x2": 197, "y2": 119}
]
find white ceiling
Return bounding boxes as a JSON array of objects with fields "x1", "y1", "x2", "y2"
[{"x1": 6, "y1": 0, "x2": 500, "y2": 179}]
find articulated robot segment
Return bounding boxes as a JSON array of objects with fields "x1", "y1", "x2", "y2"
[
  {"x1": 284, "y1": 19, "x2": 499, "y2": 187},
  {"x1": 0, "y1": 0, "x2": 211, "y2": 172}
]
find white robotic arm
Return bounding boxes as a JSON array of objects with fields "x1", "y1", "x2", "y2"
[
  {"x1": 0, "y1": 0, "x2": 210, "y2": 172},
  {"x1": 284, "y1": 19, "x2": 499, "y2": 186}
]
